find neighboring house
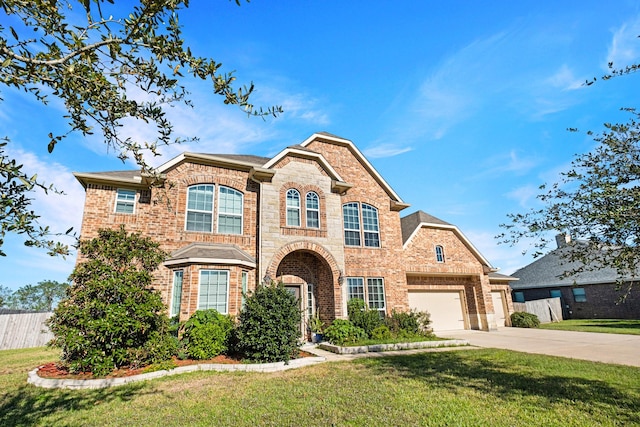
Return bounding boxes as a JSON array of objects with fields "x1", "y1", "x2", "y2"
[
  {"x1": 74, "y1": 132, "x2": 515, "y2": 333},
  {"x1": 510, "y1": 234, "x2": 640, "y2": 319}
]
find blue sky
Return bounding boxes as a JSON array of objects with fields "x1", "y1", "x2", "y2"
[{"x1": 2, "y1": 1, "x2": 640, "y2": 290}]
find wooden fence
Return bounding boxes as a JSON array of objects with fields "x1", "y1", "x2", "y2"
[
  {"x1": 513, "y1": 297, "x2": 563, "y2": 324},
  {"x1": 0, "y1": 311, "x2": 54, "y2": 350}
]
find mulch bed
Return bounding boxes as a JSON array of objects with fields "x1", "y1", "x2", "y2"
[{"x1": 36, "y1": 350, "x2": 315, "y2": 380}]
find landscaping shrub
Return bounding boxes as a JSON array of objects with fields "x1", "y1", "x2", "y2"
[
  {"x1": 385, "y1": 309, "x2": 434, "y2": 338},
  {"x1": 47, "y1": 226, "x2": 173, "y2": 376},
  {"x1": 323, "y1": 319, "x2": 366, "y2": 345},
  {"x1": 371, "y1": 324, "x2": 392, "y2": 340},
  {"x1": 181, "y1": 309, "x2": 234, "y2": 360},
  {"x1": 347, "y1": 298, "x2": 382, "y2": 337},
  {"x1": 511, "y1": 311, "x2": 540, "y2": 328},
  {"x1": 235, "y1": 281, "x2": 301, "y2": 363}
]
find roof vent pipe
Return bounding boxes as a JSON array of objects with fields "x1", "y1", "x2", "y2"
[{"x1": 555, "y1": 233, "x2": 571, "y2": 248}]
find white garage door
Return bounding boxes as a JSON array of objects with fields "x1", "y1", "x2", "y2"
[
  {"x1": 408, "y1": 291, "x2": 466, "y2": 331},
  {"x1": 491, "y1": 291, "x2": 506, "y2": 327}
]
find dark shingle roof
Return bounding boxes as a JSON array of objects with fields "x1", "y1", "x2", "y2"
[
  {"x1": 510, "y1": 244, "x2": 620, "y2": 289},
  {"x1": 400, "y1": 210, "x2": 452, "y2": 244}
]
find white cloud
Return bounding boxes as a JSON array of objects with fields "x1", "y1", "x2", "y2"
[
  {"x1": 476, "y1": 150, "x2": 539, "y2": 179},
  {"x1": 363, "y1": 143, "x2": 412, "y2": 159},
  {"x1": 607, "y1": 16, "x2": 640, "y2": 71},
  {"x1": 545, "y1": 64, "x2": 584, "y2": 91},
  {"x1": 464, "y1": 229, "x2": 535, "y2": 275},
  {"x1": 505, "y1": 184, "x2": 540, "y2": 208}
]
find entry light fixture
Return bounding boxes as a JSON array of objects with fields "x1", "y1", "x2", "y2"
[
  {"x1": 263, "y1": 274, "x2": 271, "y2": 285},
  {"x1": 338, "y1": 271, "x2": 344, "y2": 285}
]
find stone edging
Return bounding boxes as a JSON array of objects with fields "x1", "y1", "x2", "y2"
[
  {"x1": 27, "y1": 355, "x2": 327, "y2": 390},
  {"x1": 318, "y1": 339, "x2": 469, "y2": 354}
]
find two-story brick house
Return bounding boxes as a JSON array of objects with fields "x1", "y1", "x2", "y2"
[{"x1": 74, "y1": 132, "x2": 514, "y2": 333}]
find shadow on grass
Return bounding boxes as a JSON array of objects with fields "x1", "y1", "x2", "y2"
[
  {"x1": 578, "y1": 320, "x2": 640, "y2": 330},
  {"x1": 359, "y1": 350, "x2": 640, "y2": 424},
  {"x1": 0, "y1": 383, "x2": 150, "y2": 427}
]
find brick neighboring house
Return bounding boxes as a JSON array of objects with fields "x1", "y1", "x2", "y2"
[
  {"x1": 74, "y1": 132, "x2": 515, "y2": 333},
  {"x1": 510, "y1": 234, "x2": 640, "y2": 319}
]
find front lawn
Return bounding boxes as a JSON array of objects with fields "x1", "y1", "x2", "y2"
[
  {"x1": 1, "y1": 346, "x2": 639, "y2": 426},
  {"x1": 539, "y1": 319, "x2": 640, "y2": 335}
]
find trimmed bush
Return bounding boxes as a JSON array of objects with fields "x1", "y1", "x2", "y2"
[
  {"x1": 511, "y1": 311, "x2": 540, "y2": 328},
  {"x1": 347, "y1": 298, "x2": 383, "y2": 337},
  {"x1": 181, "y1": 309, "x2": 234, "y2": 360},
  {"x1": 386, "y1": 309, "x2": 434, "y2": 338},
  {"x1": 371, "y1": 324, "x2": 392, "y2": 340},
  {"x1": 323, "y1": 319, "x2": 366, "y2": 345},
  {"x1": 235, "y1": 281, "x2": 301, "y2": 363}
]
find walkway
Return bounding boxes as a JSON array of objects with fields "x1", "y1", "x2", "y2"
[{"x1": 441, "y1": 327, "x2": 640, "y2": 367}]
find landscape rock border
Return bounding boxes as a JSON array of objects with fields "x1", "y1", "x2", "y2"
[
  {"x1": 318, "y1": 339, "x2": 469, "y2": 354},
  {"x1": 28, "y1": 355, "x2": 326, "y2": 390}
]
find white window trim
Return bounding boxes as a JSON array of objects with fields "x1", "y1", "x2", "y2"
[
  {"x1": 361, "y1": 203, "x2": 380, "y2": 248},
  {"x1": 217, "y1": 186, "x2": 244, "y2": 235},
  {"x1": 306, "y1": 191, "x2": 320, "y2": 228},
  {"x1": 343, "y1": 202, "x2": 362, "y2": 246},
  {"x1": 346, "y1": 276, "x2": 386, "y2": 312},
  {"x1": 185, "y1": 184, "x2": 215, "y2": 233},
  {"x1": 115, "y1": 188, "x2": 136, "y2": 214},
  {"x1": 286, "y1": 189, "x2": 301, "y2": 227},
  {"x1": 197, "y1": 269, "x2": 230, "y2": 314},
  {"x1": 170, "y1": 270, "x2": 184, "y2": 318},
  {"x1": 435, "y1": 245, "x2": 445, "y2": 263}
]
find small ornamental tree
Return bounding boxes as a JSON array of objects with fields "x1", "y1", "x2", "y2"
[
  {"x1": 235, "y1": 281, "x2": 301, "y2": 363},
  {"x1": 47, "y1": 226, "x2": 173, "y2": 376}
]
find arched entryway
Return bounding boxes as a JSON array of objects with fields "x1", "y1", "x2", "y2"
[{"x1": 265, "y1": 242, "x2": 342, "y2": 337}]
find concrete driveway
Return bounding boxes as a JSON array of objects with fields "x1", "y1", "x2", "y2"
[{"x1": 441, "y1": 327, "x2": 640, "y2": 367}]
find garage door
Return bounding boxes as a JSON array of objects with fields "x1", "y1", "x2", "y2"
[
  {"x1": 491, "y1": 291, "x2": 506, "y2": 327},
  {"x1": 408, "y1": 291, "x2": 466, "y2": 331}
]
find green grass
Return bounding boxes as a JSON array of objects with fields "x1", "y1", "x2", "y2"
[
  {"x1": 539, "y1": 319, "x2": 640, "y2": 335},
  {"x1": 341, "y1": 334, "x2": 445, "y2": 347},
  {"x1": 2, "y1": 346, "x2": 639, "y2": 426}
]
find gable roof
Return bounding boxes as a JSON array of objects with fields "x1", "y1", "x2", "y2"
[
  {"x1": 510, "y1": 243, "x2": 622, "y2": 289},
  {"x1": 401, "y1": 210, "x2": 495, "y2": 271},
  {"x1": 299, "y1": 132, "x2": 409, "y2": 210}
]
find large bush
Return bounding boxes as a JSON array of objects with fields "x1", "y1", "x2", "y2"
[
  {"x1": 323, "y1": 319, "x2": 366, "y2": 346},
  {"x1": 385, "y1": 309, "x2": 433, "y2": 338},
  {"x1": 181, "y1": 309, "x2": 234, "y2": 360},
  {"x1": 511, "y1": 311, "x2": 540, "y2": 328},
  {"x1": 47, "y1": 226, "x2": 173, "y2": 376},
  {"x1": 347, "y1": 298, "x2": 382, "y2": 337},
  {"x1": 235, "y1": 281, "x2": 301, "y2": 363}
]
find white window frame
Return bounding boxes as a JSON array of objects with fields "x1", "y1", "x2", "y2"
[
  {"x1": 217, "y1": 186, "x2": 244, "y2": 235},
  {"x1": 241, "y1": 271, "x2": 248, "y2": 309},
  {"x1": 343, "y1": 202, "x2": 362, "y2": 246},
  {"x1": 435, "y1": 245, "x2": 445, "y2": 263},
  {"x1": 170, "y1": 270, "x2": 184, "y2": 318},
  {"x1": 185, "y1": 184, "x2": 215, "y2": 232},
  {"x1": 342, "y1": 202, "x2": 380, "y2": 248},
  {"x1": 346, "y1": 276, "x2": 386, "y2": 313},
  {"x1": 286, "y1": 189, "x2": 301, "y2": 227},
  {"x1": 306, "y1": 191, "x2": 320, "y2": 228},
  {"x1": 198, "y1": 270, "x2": 229, "y2": 313},
  {"x1": 115, "y1": 188, "x2": 136, "y2": 214}
]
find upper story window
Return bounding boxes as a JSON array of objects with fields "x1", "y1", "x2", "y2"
[
  {"x1": 286, "y1": 189, "x2": 301, "y2": 227},
  {"x1": 186, "y1": 184, "x2": 214, "y2": 232},
  {"x1": 218, "y1": 186, "x2": 243, "y2": 235},
  {"x1": 306, "y1": 192, "x2": 320, "y2": 228},
  {"x1": 115, "y1": 189, "x2": 136, "y2": 214},
  {"x1": 435, "y1": 245, "x2": 445, "y2": 263},
  {"x1": 342, "y1": 202, "x2": 380, "y2": 248}
]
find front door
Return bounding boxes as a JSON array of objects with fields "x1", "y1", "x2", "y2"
[{"x1": 285, "y1": 285, "x2": 304, "y2": 337}]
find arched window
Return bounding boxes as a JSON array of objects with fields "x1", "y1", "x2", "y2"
[
  {"x1": 435, "y1": 245, "x2": 445, "y2": 263},
  {"x1": 217, "y1": 186, "x2": 243, "y2": 234},
  {"x1": 343, "y1": 202, "x2": 380, "y2": 247},
  {"x1": 186, "y1": 184, "x2": 214, "y2": 232},
  {"x1": 286, "y1": 189, "x2": 301, "y2": 226},
  {"x1": 306, "y1": 191, "x2": 320, "y2": 228},
  {"x1": 361, "y1": 204, "x2": 380, "y2": 247}
]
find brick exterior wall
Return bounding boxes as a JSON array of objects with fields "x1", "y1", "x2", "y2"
[{"x1": 75, "y1": 134, "x2": 513, "y2": 330}]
